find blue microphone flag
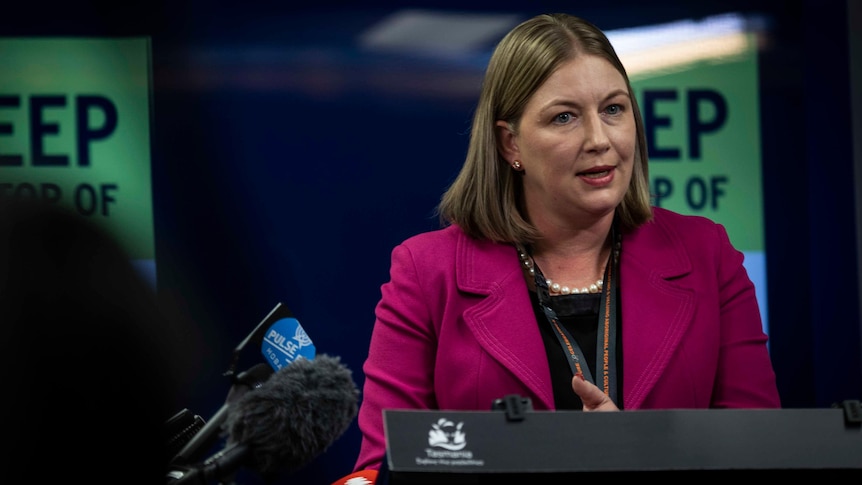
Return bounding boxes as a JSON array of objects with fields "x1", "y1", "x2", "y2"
[{"x1": 261, "y1": 316, "x2": 316, "y2": 370}]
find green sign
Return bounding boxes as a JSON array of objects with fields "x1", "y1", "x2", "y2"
[
  {"x1": 0, "y1": 37, "x2": 155, "y2": 282},
  {"x1": 628, "y1": 31, "x2": 768, "y2": 330}
]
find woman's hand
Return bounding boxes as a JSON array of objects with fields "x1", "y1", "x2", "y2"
[{"x1": 571, "y1": 373, "x2": 619, "y2": 411}]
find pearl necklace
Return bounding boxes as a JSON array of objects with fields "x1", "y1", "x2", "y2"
[{"x1": 517, "y1": 247, "x2": 603, "y2": 295}]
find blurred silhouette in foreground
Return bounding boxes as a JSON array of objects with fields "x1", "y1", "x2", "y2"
[{"x1": 0, "y1": 198, "x2": 192, "y2": 483}]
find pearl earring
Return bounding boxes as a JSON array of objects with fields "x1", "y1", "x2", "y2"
[{"x1": 512, "y1": 160, "x2": 522, "y2": 170}]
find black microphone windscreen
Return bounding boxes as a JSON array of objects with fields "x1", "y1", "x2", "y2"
[{"x1": 224, "y1": 354, "x2": 359, "y2": 476}]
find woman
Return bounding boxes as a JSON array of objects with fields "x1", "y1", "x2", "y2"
[{"x1": 353, "y1": 13, "x2": 780, "y2": 472}]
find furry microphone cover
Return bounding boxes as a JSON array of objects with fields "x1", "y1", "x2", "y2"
[{"x1": 223, "y1": 354, "x2": 360, "y2": 478}]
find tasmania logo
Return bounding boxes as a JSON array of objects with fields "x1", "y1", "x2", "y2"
[{"x1": 427, "y1": 418, "x2": 466, "y2": 450}]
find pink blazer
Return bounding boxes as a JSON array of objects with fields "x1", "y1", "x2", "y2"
[{"x1": 353, "y1": 207, "x2": 781, "y2": 471}]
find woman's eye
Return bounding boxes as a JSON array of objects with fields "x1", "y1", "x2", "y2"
[
  {"x1": 554, "y1": 112, "x2": 573, "y2": 124},
  {"x1": 606, "y1": 104, "x2": 622, "y2": 115}
]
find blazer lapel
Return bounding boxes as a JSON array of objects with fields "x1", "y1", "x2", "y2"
[{"x1": 453, "y1": 233, "x2": 556, "y2": 408}]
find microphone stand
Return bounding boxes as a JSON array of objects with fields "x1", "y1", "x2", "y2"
[
  {"x1": 167, "y1": 443, "x2": 249, "y2": 485},
  {"x1": 170, "y1": 363, "x2": 272, "y2": 467}
]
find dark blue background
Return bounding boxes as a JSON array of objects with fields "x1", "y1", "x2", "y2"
[{"x1": 3, "y1": 1, "x2": 860, "y2": 483}]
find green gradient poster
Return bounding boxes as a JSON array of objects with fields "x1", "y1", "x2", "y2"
[
  {"x1": 0, "y1": 37, "x2": 155, "y2": 284},
  {"x1": 627, "y1": 31, "x2": 768, "y2": 330}
]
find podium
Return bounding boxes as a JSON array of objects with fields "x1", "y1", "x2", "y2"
[{"x1": 382, "y1": 401, "x2": 862, "y2": 483}]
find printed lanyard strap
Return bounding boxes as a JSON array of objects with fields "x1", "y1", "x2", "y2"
[{"x1": 529, "y1": 233, "x2": 620, "y2": 406}]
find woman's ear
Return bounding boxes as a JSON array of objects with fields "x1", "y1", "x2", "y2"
[{"x1": 495, "y1": 120, "x2": 519, "y2": 162}]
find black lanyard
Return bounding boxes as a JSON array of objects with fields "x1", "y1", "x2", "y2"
[{"x1": 526, "y1": 229, "x2": 620, "y2": 407}]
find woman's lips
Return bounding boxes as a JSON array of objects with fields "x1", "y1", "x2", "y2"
[{"x1": 578, "y1": 166, "x2": 615, "y2": 185}]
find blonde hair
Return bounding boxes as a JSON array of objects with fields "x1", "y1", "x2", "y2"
[{"x1": 437, "y1": 13, "x2": 653, "y2": 244}]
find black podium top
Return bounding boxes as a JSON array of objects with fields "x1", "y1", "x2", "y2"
[{"x1": 382, "y1": 404, "x2": 862, "y2": 483}]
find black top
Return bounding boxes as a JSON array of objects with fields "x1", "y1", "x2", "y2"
[{"x1": 529, "y1": 290, "x2": 623, "y2": 410}]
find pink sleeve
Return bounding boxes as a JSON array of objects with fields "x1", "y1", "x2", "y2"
[
  {"x1": 711, "y1": 223, "x2": 781, "y2": 408},
  {"x1": 353, "y1": 243, "x2": 439, "y2": 471}
]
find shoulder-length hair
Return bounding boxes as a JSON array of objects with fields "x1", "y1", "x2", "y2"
[{"x1": 437, "y1": 13, "x2": 653, "y2": 244}]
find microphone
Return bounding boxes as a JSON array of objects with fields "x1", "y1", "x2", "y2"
[
  {"x1": 225, "y1": 354, "x2": 359, "y2": 476},
  {"x1": 170, "y1": 302, "x2": 312, "y2": 466},
  {"x1": 330, "y1": 469, "x2": 379, "y2": 485},
  {"x1": 167, "y1": 354, "x2": 359, "y2": 484}
]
